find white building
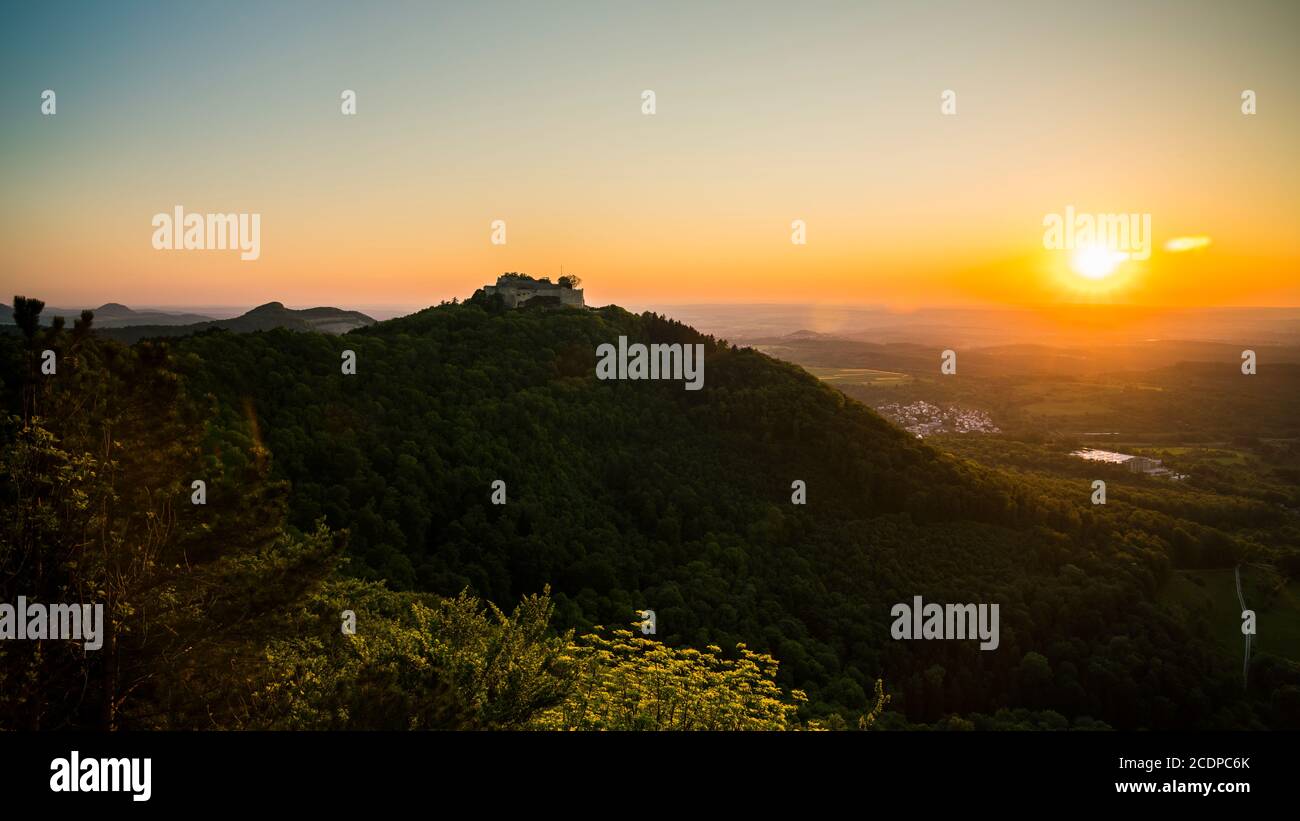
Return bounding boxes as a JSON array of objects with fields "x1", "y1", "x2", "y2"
[{"x1": 1071, "y1": 448, "x2": 1166, "y2": 475}]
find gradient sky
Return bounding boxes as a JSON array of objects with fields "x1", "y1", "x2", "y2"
[{"x1": 2, "y1": 0, "x2": 1297, "y2": 311}]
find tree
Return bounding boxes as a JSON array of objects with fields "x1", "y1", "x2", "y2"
[
  {"x1": 11, "y1": 295, "x2": 44, "y2": 340},
  {"x1": 0, "y1": 329, "x2": 341, "y2": 729}
]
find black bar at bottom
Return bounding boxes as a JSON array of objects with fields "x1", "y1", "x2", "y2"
[{"x1": 0, "y1": 730, "x2": 1286, "y2": 809}]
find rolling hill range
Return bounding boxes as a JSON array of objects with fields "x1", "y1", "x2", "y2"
[
  {"x1": 0, "y1": 301, "x2": 214, "y2": 328},
  {"x1": 96, "y1": 301, "x2": 376, "y2": 342},
  {"x1": 2, "y1": 300, "x2": 376, "y2": 341}
]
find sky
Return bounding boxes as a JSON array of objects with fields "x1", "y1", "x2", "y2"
[{"x1": 1, "y1": 0, "x2": 1297, "y2": 311}]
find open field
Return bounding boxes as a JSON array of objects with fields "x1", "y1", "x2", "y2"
[
  {"x1": 802, "y1": 366, "x2": 913, "y2": 387},
  {"x1": 1144, "y1": 447, "x2": 1250, "y2": 466}
]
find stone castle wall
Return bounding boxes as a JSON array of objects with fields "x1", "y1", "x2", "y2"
[{"x1": 484, "y1": 281, "x2": 584, "y2": 308}]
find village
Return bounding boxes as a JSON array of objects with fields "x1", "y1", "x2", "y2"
[{"x1": 873, "y1": 400, "x2": 1000, "y2": 438}]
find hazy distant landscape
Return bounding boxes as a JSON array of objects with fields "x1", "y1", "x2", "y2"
[{"x1": 653, "y1": 304, "x2": 1300, "y2": 349}]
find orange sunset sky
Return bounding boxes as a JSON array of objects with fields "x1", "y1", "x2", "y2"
[{"x1": 2, "y1": 1, "x2": 1297, "y2": 311}]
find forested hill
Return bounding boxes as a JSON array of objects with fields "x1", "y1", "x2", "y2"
[
  {"x1": 162, "y1": 297, "x2": 1274, "y2": 728},
  {"x1": 178, "y1": 298, "x2": 1009, "y2": 592}
]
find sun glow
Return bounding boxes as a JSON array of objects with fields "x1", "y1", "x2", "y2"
[
  {"x1": 1043, "y1": 243, "x2": 1144, "y2": 301},
  {"x1": 1071, "y1": 245, "x2": 1128, "y2": 280}
]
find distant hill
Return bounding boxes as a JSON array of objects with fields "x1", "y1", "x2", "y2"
[
  {"x1": 224, "y1": 301, "x2": 377, "y2": 334},
  {"x1": 0, "y1": 302, "x2": 214, "y2": 328},
  {"x1": 97, "y1": 301, "x2": 376, "y2": 342}
]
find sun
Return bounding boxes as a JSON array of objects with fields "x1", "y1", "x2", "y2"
[{"x1": 1071, "y1": 245, "x2": 1128, "y2": 280}]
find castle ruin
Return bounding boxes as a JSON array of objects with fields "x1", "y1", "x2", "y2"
[{"x1": 482, "y1": 274, "x2": 584, "y2": 308}]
